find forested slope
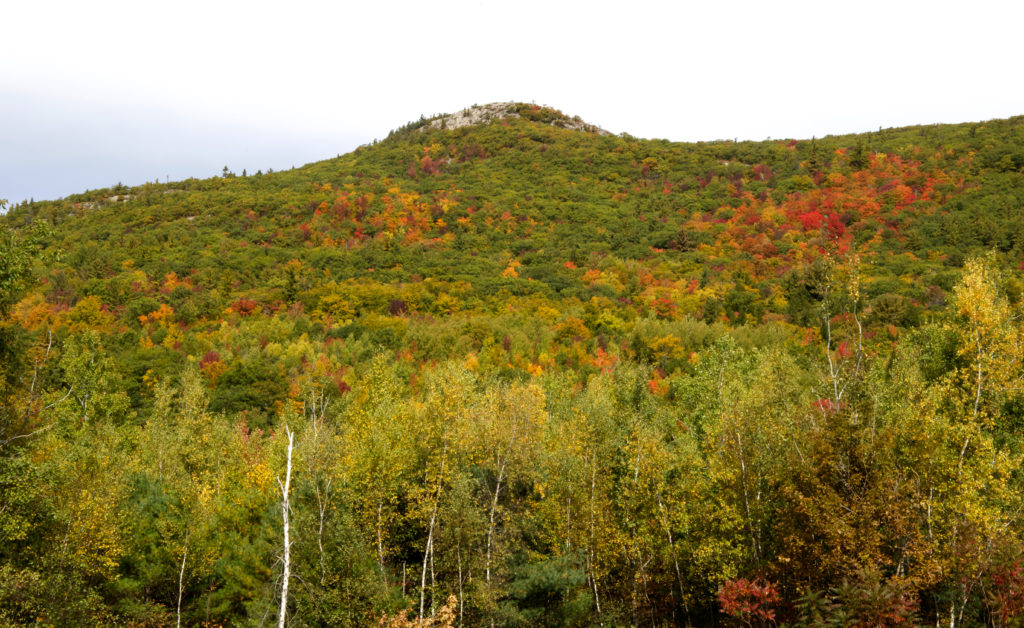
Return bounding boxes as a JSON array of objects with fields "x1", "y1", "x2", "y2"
[{"x1": 1, "y1": 103, "x2": 1024, "y2": 626}]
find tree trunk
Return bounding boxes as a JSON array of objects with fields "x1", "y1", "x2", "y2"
[
  {"x1": 658, "y1": 494, "x2": 687, "y2": 612},
  {"x1": 277, "y1": 426, "x2": 294, "y2": 628},
  {"x1": 486, "y1": 422, "x2": 518, "y2": 586},
  {"x1": 420, "y1": 525, "x2": 435, "y2": 625},
  {"x1": 377, "y1": 501, "x2": 386, "y2": 582},
  {"x1": 589, "y1": 452, "x2": 602, "y2": 617},
  {"x1": 420, "y1": 439, "x2": 448, "y2": 624},
  {"x1": 736, "y1": 431, "x2": 760, "y2": 561},
  {"x1": 485, "y1": 462, "x2": 505, "y2": 584},
  {"x1": 315, "y1": 479, "x2": 331, "y2": 585},
  {"x1": 176, "y1": 541, "x2": 187, "y2": 628},
  {"x1": 456, "y1": 545, "x2": 465, "y2": 628}
]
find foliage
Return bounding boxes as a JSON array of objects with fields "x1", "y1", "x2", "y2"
[
  {"x1": 1, "y1": 107, "x2": 1024, "y2": 624},
  {"x1": 718, "y1": 577, "x2": 780, "y2": 626}
]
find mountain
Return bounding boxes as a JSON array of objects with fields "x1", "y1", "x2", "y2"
[
  {"x1": 1, "y1": 104, "x2": 1023, "y2": 626},
  {"x1": 9, "y1": 104, "x2": 1024, "y2": 329}
]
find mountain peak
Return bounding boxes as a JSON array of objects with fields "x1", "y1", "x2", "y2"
[{"x1": 420, "y1": 102, "x2": 610, "y2": 135}]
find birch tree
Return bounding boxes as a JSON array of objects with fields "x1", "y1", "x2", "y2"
[
  {"x1": 343, "y1": 356, "x2": 414, "y2": 582},
  {"x1": 474, "y1": 382, "x2": 546, "y2": 602},
  {"x1": 277, "y1": 425, "x2": 294, "y2": 628},
  {"x1": 412, "y1": 364, "x2": 475, "y2": 624}
]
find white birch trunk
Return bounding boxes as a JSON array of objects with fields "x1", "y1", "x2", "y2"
[
  {"x1": 315, "y1": 479, "x2": 331, "y2": 585},
  {"x1": 456, "y1": 545, "x2": 464, "y2": 628},
  {"x1": 485, "y1": 463, "x2": 505, "y2": 584},
  {"x1": 420, "y1": 524, "x2": 435, "y2": 624},
  {"x1": 589, "y1": 452, "x2": 602, "y2": 616},
  {"x1": 377, "y1": 501, "x2": 386, "y2": 580},
  {"x1": 176, "y1": 542, "x2": 187, "y2": 628},
  {"x1": 277, "y1": 426, "x2": 294, "y2": 628},
  {"x1": 420, "y1": 439, "x2": 448, "y2": 624}
]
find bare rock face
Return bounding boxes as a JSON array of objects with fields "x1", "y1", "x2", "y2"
[
  {"x1": 422, "y1": 102, "x2": 610, "y2": 135},
  {"x1": 422, "y1": 102, "x2": 519, "y2": 131}
]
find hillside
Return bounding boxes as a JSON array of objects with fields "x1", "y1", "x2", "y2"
[
  {"x1": 10, "y1": 106, "x2": 1024, "y2": 334},
  {"x1": 1, "y1": 104, "x2": 1024, "y2": 626}
]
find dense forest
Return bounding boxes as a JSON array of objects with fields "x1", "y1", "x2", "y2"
[{"x1": 2, "y1": 103, "x2": 1024, "y2": 626}]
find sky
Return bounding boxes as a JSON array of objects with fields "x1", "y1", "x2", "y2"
[{"x1": 2, "y1": 0, "x2": 1022, "y2": 204}]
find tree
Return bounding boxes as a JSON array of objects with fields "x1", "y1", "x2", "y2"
[
  {"x1": 0, "y1": 213, "x2": 51, "y2": 317},
  {"x1": 277, "y1": 424, "x2": 294, "y2": 628},
  {"x1": 475, "y1": 382, "x2": 546, "y2": 603},
  {"x1": 341, "y1": 355, "x2": 414, "y2": 584},
  {"x1": 411, "y1": 364, "x2": 475, "y2": 623},
  {"x1": 0, "y1": 216, "x2": 53, "y2": 449}
]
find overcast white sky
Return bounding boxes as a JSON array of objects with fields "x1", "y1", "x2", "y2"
[{"x1": 2, "y1": 0, "x2": 1021, "y2": 203}]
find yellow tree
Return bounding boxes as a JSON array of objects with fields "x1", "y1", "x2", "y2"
[
  {"x1": 129, "y1": 367, "x2": 233, "y2": 627},
  {"x1": 471, "y1": 380, "x2": 546, "y2": 620},
  {"x1": 341, "y1": 355, "x2": 415, "y2": 583},
  {"x1": 925, "y1": 255, "x2": 1024, "y2": 626},
  {"x1": 409, "y1": 363, "x2": 476, "y2": 623},
  {"x1": 537, "y1": 372, "x2": 628, "y2": 620},
  {"x1": 950, "y1": 254, "x2": 1021, "y2": 427}
]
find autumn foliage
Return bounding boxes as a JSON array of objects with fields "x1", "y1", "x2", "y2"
[
  {"x1": 718, "y1": 578, "x2": 780, "y2": 626},
  {"x1": 1, "y1": 107, "x2": 1024, "y2": 626}
]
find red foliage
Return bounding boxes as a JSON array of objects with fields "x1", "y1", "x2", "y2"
[
  {"x1": 652, "y1": 297, "x2": 676, "y2": 319},
  {"x1": 237, "y1": 422, "x2": 266, "y2": 464},
  {"x1": 647, "y1": 376, "x2": 667, "y2": 396},
  {"x1": 836, "y1": 340, "x2": 851, "y2": 358},
  {"x1": 990, "y1": 561, "x2": 1024, "y2": 624},
  {"x1": 718, "y1": 578, "x2": 780, "y2": 625},
  {"x1": 814, "y1": 398, "x2": 845, "y2": 413},
  {"x1": 593, "y1": 346, "x2": 617, "y2": 372},
  {"x1": 798, "y1": 210, "x2": 824, "y2": 231},
  {"x1": 825, "y1": 212, "x2": 846, "y2": 238},
  {"x1": 752, "y1": 163, "x2": 773, "y2": 181},
  {"x1": 420, "y1": 155, "x2": 441, "y2": 175},
  {"x1": 230, "y1": 298, "x2": 259, "y2": 316}
]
